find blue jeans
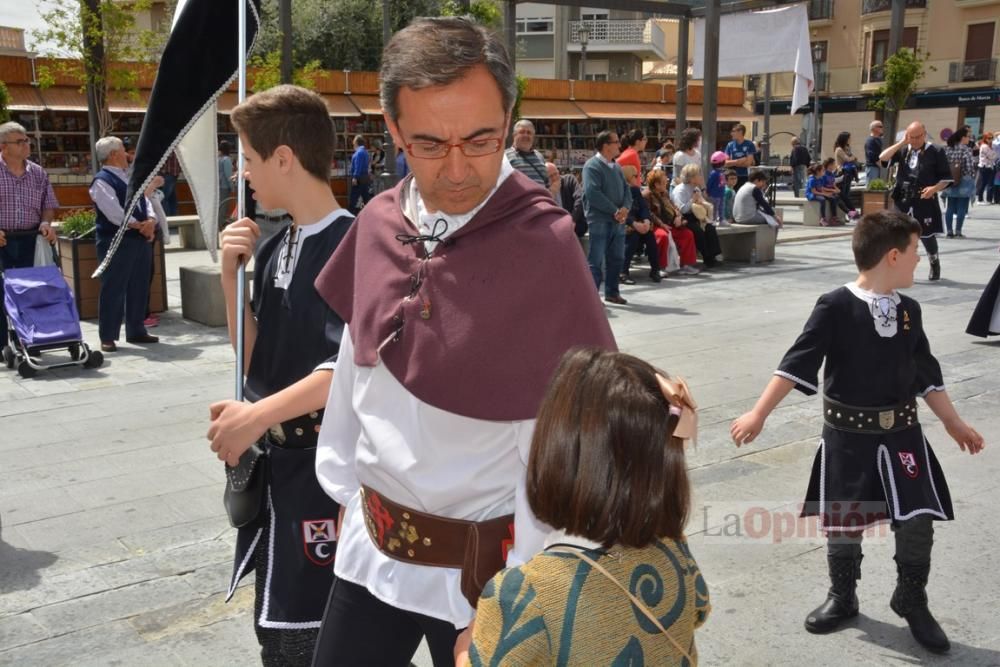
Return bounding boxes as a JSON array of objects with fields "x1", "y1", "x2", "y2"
[
  {"x1": 944, "y1": 197, "x2": 970, "y2": 235},
  {"x1": 792, "y1": 165, "x2": 807, "y2": 197},
  {"x1": 865, "y1": 165, "x2": 881, "y2": 185},
  {"x1": 160, "y1": 174, "x2": 178, "y2": 216},
  {"x1": 587, "y1": 219, "x2": 626, "y2": 298},
  {"x1": 96, "y1": 233, "x2": 152, "y2": 342},
  {"x1": 0, "y1": 231, "x2": 40, "y2": 347}
]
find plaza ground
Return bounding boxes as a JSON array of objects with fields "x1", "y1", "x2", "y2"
[{"x1": 1, "y1": 202, "x2": 999, "y2": 666}]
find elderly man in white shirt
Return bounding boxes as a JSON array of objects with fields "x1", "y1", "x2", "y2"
[{"x1": 88, "y1": 136, "x2": 167, "y2": 352}]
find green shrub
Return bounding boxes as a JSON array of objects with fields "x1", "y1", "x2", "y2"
[
  {"x1": 866, "y1": 178, "x2": 888, "y2": 192},
  {"x1": 58, "y1": 209, "x2": 97, "y2": 238}
]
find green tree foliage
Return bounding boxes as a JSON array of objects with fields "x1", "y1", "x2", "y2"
[
  {"x1": 250, "y1": 50, "x2": 323, "y2": 93},
  {"x1": 869, "y1": 48, "x2": 928, "y2": 114},
  {"x1": 32, "y1": 0, "x2": 173, "y2": 136},
  {"x1": 0, "y1": 80, "x2": 11, "y2": 123},
  {"x1": 254, "y1": 0, "x2": 500, "y2": 72}
]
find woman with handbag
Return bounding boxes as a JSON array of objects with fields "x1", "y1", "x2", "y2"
[
  {"x1": 943, "y1": 126, "x2": 976, "y2": 238},
  {"x1": 833, "y1": 132, "x2": 861, "y2": 221},
  {"x1": 459, "y1": 348, "x2": 711, "y2": 666}
]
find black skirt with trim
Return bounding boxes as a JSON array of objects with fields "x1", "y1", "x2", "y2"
[{"x1": 801, "y1": 423, "x2": 954, "y2": 530}]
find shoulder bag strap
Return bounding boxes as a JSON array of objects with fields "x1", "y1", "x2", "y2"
[{"x1": 549, "y1": 547, "x2": 696, "y2": 664}]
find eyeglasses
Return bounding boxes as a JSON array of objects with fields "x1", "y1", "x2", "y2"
[
  {"x1": 401, "y1": 137, "x2": 504, "y2": 160},
  {"x1": 3, "y1": 138, "x2": 32, "y2": 146}
]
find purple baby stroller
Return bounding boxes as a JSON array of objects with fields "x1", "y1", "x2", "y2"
[{"x1": 2, "y1": 265, "x2": 104, "y2": 378}]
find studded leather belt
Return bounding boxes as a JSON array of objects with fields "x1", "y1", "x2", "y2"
[
  {"x1": 823, "y1": 396, "x2": 919, "y2": 434},
  {"x1": 359, "y1": 485, "x2": 514, "y2": 608}
]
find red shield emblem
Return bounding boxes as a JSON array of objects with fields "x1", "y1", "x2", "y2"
[
  {"x1": 302, "y1": 519, "x2": 337, "y2": 566},
  {"x1": 898, "y1": 452, "x2": 919, "y2": 479}
]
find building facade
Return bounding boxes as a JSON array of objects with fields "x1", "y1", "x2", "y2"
[{"x1": 750, "y1": 0, "x2": 1000, "y2": 159}]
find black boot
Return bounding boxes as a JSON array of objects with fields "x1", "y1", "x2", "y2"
[
  {"x1": 928, "y1": 255, "x2": 941, "y2": 281},
  {"x1": 804, "y1": 553, "x2": 862, "y2": 634},
  {"x1": 890, "y1": 557, "x2": 950, "y2": 653}
]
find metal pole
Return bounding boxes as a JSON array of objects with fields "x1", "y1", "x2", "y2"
[
  {"x1": 504, "y1": 0, "x2": 516, "y2": 70},
  {"x1": 581, "y1": 42, "x2": 587, "y2": 81},
  {"x1": 235, "y1": 0, "x2": 247, "y2": 401},
  {"x1": 381, "y1": 0, "x2": 396, "y2": 189},
  {"x1": 812, "y1": 86, "x2": 820, "y2": 158},
  {"x1": 279, "y1": 0, "x2": 292, "y2": 84},
  {"x1": 676, "y1": 16, "x2": 688, "y2": 137},
  {"x1": 701, "y1": 0, "x2": 720, "y2": 177},
  {"x1": 762, "y1": 73, "x2": 771, "y2": 164},
  {"x1": 884, "y1": 0, "x2": 906, "y2": 144}
]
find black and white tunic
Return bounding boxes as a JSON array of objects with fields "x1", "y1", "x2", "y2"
[
  {"x1": 967, "y1": 261, "x2": 1000, "y2": 337},
  {"x1": 889, "y1": 142, "x2": 951, "y2": 239},
  {"x1": 227, "y1": 209, "x2": 353, "y2": 628},
  {"x1": 776, "y1": 283, "x2": 954, "y2": 531}
]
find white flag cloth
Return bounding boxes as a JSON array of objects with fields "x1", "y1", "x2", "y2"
[{"x1": 693, "y1": 4, "x2": 814, "y2": 114}]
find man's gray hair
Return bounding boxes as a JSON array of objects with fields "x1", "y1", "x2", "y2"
[
  {"x1": 514, "y1": 119, "x2": 535, "y2": 132},
  {"x1": 95, "y1": 136, "x2": 124, "y2": 163},
  {"x1": 379, "y1": 16, "x2": 517, "y2": 123},
  {"x1": 0, "y1": 121, "x2": 27, "y2": 142},
  {"x1": 870, "y1": 120, "x2": 883, "y2": 131}
]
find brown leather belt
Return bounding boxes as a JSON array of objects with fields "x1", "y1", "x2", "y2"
[
  {"x1": 359, "y1": 485, "x2": 514, "y2": 608},
  {"x1": 823, "y1": 396, "x2": 919, "y2": 434}
]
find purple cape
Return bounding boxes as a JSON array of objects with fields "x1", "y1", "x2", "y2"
[{"x1": 315, "y1": 170, "x2": 617, "y2": 421}]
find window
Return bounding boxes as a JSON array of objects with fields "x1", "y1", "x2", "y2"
[
  {"x1": 866, "y1": 27, "x2": 917, "y2": 82},
  {"x1": 516, "y1": 17, "x2": 554, "y2": 34}
]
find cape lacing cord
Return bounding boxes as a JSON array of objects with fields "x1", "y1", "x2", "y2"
[{"x1": 395, "y1": 217, "x2": 454, "y2": 249}]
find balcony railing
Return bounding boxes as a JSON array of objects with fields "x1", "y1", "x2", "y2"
[
  {"x1": 865, "y1": 64, "x2": 886, "y2": 84},
  {"x1": 568, "y1": 19, "x2": 662, "y2": 48},
  {"x1": 808, "y1": 0, "x2": 833, "y2": 21},
  {"x1": 862, "y1": 0, "x2": 925, "y2": 14},
  {"x1": 949, "y1": 59, "x2": 998, "y2": 83}
]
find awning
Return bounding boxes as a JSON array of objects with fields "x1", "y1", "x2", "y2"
[
  {"x1": 349, "y1": 95, "x2": 382, "y2": 115},
  {"x1": 217, "y1": 91, "x2": 238, "y2": 113},
  {"x1": 519, "y1": 99, "x2": 587, "y2": 120},
  {"x1": 322, "y1": 95, "x2": 361, "y2": 117},
  {"x1": 575, "y1": 101, "x2": 674, "y2": 120},
  {"x1": 680, "y1": 104, "x2": 756, "y2": 122},
  {"x1": 108, "y1": 89, "x2": 150, "y2": 113},
  {"x1": 6, "y1": 85, "x2": 44, "y2": 111},
  {"x1": 37, "y1": 87, "x2": 87, "y2": 112}
]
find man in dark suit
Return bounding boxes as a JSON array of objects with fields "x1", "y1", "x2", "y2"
[{"x1": 545, "y1": 162, "x2": 585, "y2": 238}]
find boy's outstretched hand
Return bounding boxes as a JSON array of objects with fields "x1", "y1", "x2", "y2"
[
  {"x1": 944, "y1": 418, "x2": 985, "y2": 455},
  {"x1": 731, "y1": 411, "x2": 765, "y2": 447}
]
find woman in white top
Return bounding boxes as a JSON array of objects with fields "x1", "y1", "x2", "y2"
[
  {"x1": 976, "y1": 132, "x2": 998, "y2": 204},
  {"x1": 672, "y1": 128, "x2": 702, "y2": 178}
]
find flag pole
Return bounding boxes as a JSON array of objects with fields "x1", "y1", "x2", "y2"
[{"x1": 235, "y1": 0, "x2": 247, "y2": 402}]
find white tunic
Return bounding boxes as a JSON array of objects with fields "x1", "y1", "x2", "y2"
[{"x1": 314, "y1": 158, "x2": 551, "y2": 628}]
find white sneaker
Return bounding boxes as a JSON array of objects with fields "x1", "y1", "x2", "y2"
[{"x1": 679, "y1": 265, "x2": 700, "y2": 275}]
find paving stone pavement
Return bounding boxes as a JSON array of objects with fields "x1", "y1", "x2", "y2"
[{"x1": 2, "y1": 204, "x2": 999, "y2": 666}]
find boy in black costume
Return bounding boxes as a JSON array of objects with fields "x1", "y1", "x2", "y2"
[
  {"x1": 206, "y1": 85, "x2": 353, "y2": 666},
  {"x1": 731, "y1": 210, "x2": 985, "y2": 654}
]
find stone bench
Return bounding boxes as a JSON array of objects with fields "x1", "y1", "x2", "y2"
[
  {"x1": 180, "y1": 265, "x2": 253, "y2": 327},
  {"x1": 716, "y1": 223, "x2": 776, "y2": 263},
  {"x1": 802, "y1": 200, "x2": 848, "y2": 227},
  {"x1": 167, "y1": 215, "x2": 206, "y2": 250}
]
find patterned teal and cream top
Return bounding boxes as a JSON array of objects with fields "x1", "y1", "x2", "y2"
[{"x1": 470, "y1": 536, "x2": 710, "y2": 666}]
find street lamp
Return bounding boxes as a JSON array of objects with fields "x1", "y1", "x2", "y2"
[
  {"x1": 578, "y1": 25, "x2": 590, "y2": 81},
  {"x1": 811, "y1": 41, "x2": 823, "y2": 158}
]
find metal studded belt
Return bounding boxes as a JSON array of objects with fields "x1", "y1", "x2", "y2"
[{"x1": 823, "y1": 396, "x2": 919, "y2": 434}]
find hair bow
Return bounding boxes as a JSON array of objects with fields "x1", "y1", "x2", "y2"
[{"x1": 656, "y1": 374, "x2": 698, "y2": 447}]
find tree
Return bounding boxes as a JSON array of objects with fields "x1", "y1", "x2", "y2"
[
  {"x1": 440, "y1": 0, "x2": 502, "y2": 29},
  {"x1": 0, "y1": 81, "x2": 11, "y2": 124},
  {"x1": 32, "y1": 0, "x2": 172, "y2": 140},
  {"x1": 250, "y1": 51, "x2": 323, "y2": 93},
  {"x1": 869, "y1": 47, "x2": 931, "y2": 142}
]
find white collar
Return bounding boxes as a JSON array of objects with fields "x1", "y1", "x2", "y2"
[
  {"x1": 104, "y1": 165, "x2": 129, "y2": 181},
  {"x1": 594, "y1": 152, "x2": 617, "y2": 167},
  {"x1": 297, "y1": 207, "x2": 351, "y2": 240},
  {"x1": 845, "y1": 281, "x2": 901, "y2": 305},
  {"x1": 543, "y1": 529, "x2": 606, "y2": 551},
  {"x1": 408, "y1": 155, "x2": 515, "y2": 252},
  {"x1": 272, "y1": 208, "x2": 352, "y2": 290}
]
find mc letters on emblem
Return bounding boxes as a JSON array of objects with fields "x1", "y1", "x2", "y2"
[
  {"x1": 302, "y1": 519, "x2": 337, "y2": 566},
  {"x1": 878, "y1": 410, "x2": 895, "y2": 430}
]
